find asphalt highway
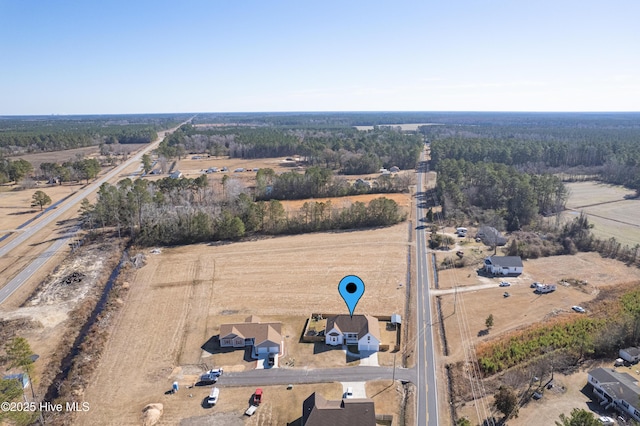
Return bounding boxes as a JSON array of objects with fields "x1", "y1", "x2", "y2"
[{"x1": 0, "y1": 119, "x2": 192, "y2": 305}]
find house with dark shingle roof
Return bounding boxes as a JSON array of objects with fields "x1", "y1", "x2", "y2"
[
  {"x1": 325, "y1": 315, "x2": 380, "y2": 352},
  {"x1": 588, "y1": 367, "x2": 640, "y2": 421},
  {"x1": 219, "y1": 316, "x2": 281, "y2": 358},
  {"x1": 302, "y1": 392, "x2": 376, "y2": 426}
]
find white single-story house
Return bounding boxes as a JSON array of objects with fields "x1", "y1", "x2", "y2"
[
  {"x1": 484, "y1": 255, "x2": 523, "y2": 276},
  {"x1": 325, "y1": 314, "x2": 380, "y2": 352},
  {"x1": 219, "y1": 316, "x2": 281, "y2": 358},
  {"x1": 588, "y1": 367, "x2": 640, "y2": 422},
  {"x1": 620, "y1": 347, "x2": 640, "y2": 364}
]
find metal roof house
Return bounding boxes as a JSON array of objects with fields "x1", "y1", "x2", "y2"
[
  {"x1": 588, "y1": 367, "x2": 640, "y2": 421},
  {"x1": 484, "y1": 255, "x2": 523, "y2": 276},
  {"x1": 620, "y1": 347, "x2": 640, "y2": 364}
]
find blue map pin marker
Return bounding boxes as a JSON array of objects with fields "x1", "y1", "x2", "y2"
[{"x1": 338, "y1": 275, "x2": 365, "y2": 317}]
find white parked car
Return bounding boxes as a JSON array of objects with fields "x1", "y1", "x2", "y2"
[
  {"x1": 598, "y1": 416, "x2": 614, "y2": 425},
  {"x1": 499, "y1": 281, "x2": 511, "y2": 287},
  {"x1": 207, "y1": 387, "x2": 219, "y2": 406},
  {"x1": 572, "y1": 306, "x2": 586, "y2": 313}
]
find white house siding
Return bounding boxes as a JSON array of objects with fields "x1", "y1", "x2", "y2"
[
  {"x1": 358, "y1": 334, "x2": 380, "y2": 351},
  {"x1": 326, "y1": 330, "x2": 343, "y2": 346}
]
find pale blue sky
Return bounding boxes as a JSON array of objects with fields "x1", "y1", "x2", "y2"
[{"x1": 1, "y1": 0, "x2": 638, "y2": 114}]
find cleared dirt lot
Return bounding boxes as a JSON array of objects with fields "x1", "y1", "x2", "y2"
[{"x1": 80, "y1": 223, "x2": 409, "y2": 425}]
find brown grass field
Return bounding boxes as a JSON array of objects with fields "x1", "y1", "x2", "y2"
[
  {"x1": 79, "y1": 221, "x2": 410, "y2": 425},
  {"x1": 562, "y1": 181, "x2": 640, "y2": 246},
  {"x1": 0, "y1": 182, "x2": 84, "y2": 233}
]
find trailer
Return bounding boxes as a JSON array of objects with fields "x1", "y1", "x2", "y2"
[{"x1": 534, "y1": 284, "x2": 556, "y2": 294}]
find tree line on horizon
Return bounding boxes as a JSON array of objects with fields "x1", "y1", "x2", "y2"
[
  {"x1": 426, "y1": 122, "x2": 640, "y2": 194},
  {"x1": 156, "y1": 124, "x2": 423, "y2": 174},
  {"x1": 0, "y1": 114, "x2": 191, "y2": 156}
]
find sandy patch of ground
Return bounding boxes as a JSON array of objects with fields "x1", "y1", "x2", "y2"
[
  {"x1": 79, "y1": 224, "x2": 409, "y2": 425},
  {"x1": 0, "y1": 240, "x2": 121, "y2": 399}
]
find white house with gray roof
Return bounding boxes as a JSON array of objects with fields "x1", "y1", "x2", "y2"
[
  {"x1": 588, "y1": 367, "x2": 640, "y2": 421},
  {"x1": 325, "y1": 315, "x2": 380, "y2": 352},
  {"x1": 483, "y1": 255, "x2": 523, "y2": 276}
]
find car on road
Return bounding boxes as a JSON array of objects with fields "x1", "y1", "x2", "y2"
[
  {"x1": 499, "y1": 281, "x2": 511, "y2": 287},
  {"x1": 200, "y1": 368, "x2": 223, "y2": 384},
  {"x1": 572, "y1": 306, "x2": 586, "y2": 313}
]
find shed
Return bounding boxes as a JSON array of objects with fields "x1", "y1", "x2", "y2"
[
  {"x1": 620, "y1": 347, "x2": 640, "y2": 364},
  {"x1": 391, "y1": 314, "x2": 401, "y2": 325}
]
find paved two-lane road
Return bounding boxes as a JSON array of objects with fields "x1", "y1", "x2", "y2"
[
  {"x1": 0, "y1": 119, "x2": 193, "y2": 305},
  {"x1": 218, "y1": 366, "x2": 414, "y2": 387},
  {"x1": 415, "y1": 154, "x2": 439, "y2": 426}
]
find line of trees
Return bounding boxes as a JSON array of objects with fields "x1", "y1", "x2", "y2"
[
  {"x1": 0, "y1": 157, "x2": 33, "y2": 184},
  {"x1": 39, "y1": 158, "x2": 101, "y2": 183},
  {"x1": 427, "y1": 121, "x2": 640, "y2": 194},
  {"x1": 156, "y1": 124, "x2": 424, "y2": 173},
  {"x1": 254, "y1": 167, "x2": 412, "y2": 201},
  {"x1": 0, "y1": 114, "x2": 189, "y2": 156},
  {"x1": 79, "y1": 176, "x2": 406, "y2": 246},
  {"x1": 435, "y1": 159, "x2": 568, "y2": 231}
]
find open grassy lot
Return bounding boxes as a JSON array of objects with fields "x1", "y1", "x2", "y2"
[
  {"x1": 565, "y1": 181, "x2": 636, "y2": 208},
  {"x1": 280, "y1": 192, "x2": 411, "y2": 213},
  {"x1": 562, "y1": 181, "x2": 640, "y2": 247},
  {"x1": 0, "y1": 182, "x2": 84, "y2": 233},
  {"x1": 79, "y1": 223, "x2": 409, "y2": 425}
]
